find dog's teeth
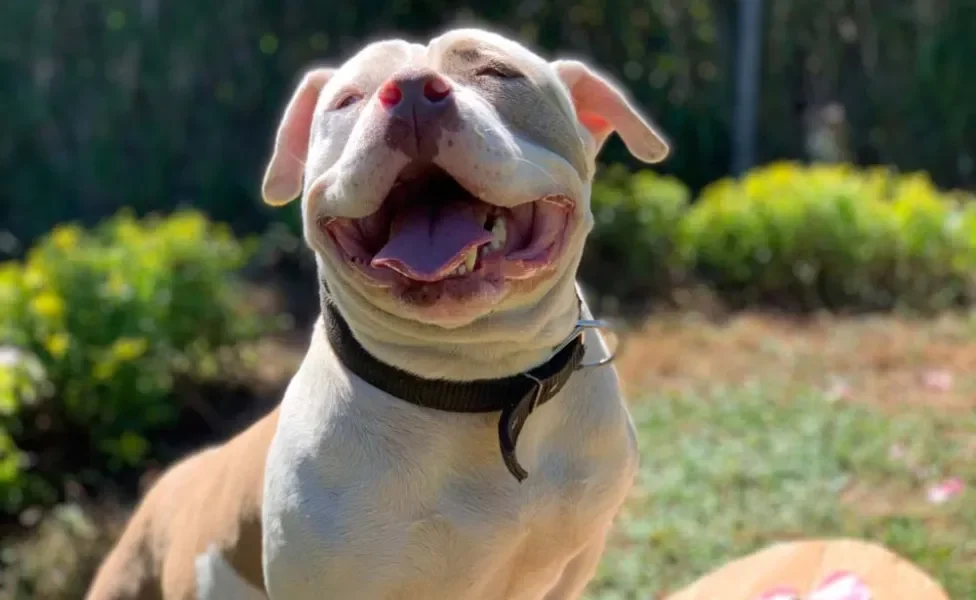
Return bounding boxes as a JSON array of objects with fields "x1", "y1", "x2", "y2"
[
  {"x1": 479, "y1": 245, "x2": 490, "y2": 257},
  {"x1": 457, "y1": 264, "x2": 467, "y2": 275},
  {"x1": 464, "y1": 248, "x2": 477, "y2": 271},
  {"x1": 490, "y1": 218, "x2": 507, "y2": 250}
]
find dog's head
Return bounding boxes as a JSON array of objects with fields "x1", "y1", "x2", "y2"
[{"x1": 262, "y1": 28, "x2": 668, "y2": 331}]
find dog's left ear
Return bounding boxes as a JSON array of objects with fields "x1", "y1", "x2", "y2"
[
  {"x1": 262, "y1": 67, "x2": 335, "y2": 206},
  {"x1": 552, "y1": 60, "x2": 669, "y2": 164}
]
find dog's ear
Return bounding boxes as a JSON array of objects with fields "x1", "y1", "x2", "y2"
[
  {"x1": 552, "y1": 60, "x2": 669, "y2": 164},
  {"x1": 262, "y1": 68, "x2": 335, "y2": 206}
]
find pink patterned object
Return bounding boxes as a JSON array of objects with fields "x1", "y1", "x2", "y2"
[
  {"x1": 756, "y1": 586, "x2": 801, "y2": 600},
  {"x1": 808, "y1": 571, "x2": 872, "y2": 600},
  {"x1": 755, "y1": 572, "x2": 873, "y2": 600},
  {"x1": 926, "y1": 477, "x2": 965, "y2": 505}
]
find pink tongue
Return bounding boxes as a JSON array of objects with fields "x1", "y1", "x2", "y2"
[{"x1": 371, "y1": 203, "x2": 492, "y2": 281}]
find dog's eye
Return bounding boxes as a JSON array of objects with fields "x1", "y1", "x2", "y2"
[
  {"x1": 476, "y1": 64, "x2": 523, "y2": 80},
  {"x1": 333, "y1": 93, "x2": 363, "y2": 110}
]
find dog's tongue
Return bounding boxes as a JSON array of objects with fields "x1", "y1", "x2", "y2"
[{"x1": 371, "y1": 203, "x2": 492, "y2": 281}]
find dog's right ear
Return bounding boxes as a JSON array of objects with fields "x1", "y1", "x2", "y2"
[{"x1": 262, "y1": 68, "x2": 335, "y2": 207}]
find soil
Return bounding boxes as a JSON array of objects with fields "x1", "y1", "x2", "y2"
[{"x1": 615, "y1": 310, "x2": 976, "y2": 411}]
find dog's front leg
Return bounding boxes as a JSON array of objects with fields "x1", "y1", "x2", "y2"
[{"x1": 544, "y1": 535, "x2": 610, "y2": 600}]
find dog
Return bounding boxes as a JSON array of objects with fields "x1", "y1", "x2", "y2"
[
  {"x1": 86, "y1": 27, "x2": 950, "y2": 600},
  {"x1": 88, "y1": 26, "x2": 665, "y2": 600}
]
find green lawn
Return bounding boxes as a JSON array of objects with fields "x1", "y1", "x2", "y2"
[{"x1": 587, "y1": 386, "x2": 976, "y2": 600}]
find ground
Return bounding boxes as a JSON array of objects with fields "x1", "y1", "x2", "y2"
[
  {"x1": 592, "y1": 311, "x2": 976, "y2": 599},
  {"x1": 2, "y1": 311, "x2": 974, "y2": 599}
]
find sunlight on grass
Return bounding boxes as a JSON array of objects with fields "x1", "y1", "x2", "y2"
[{"x1": 587, "y1": 386, "x2": 976, "y2": 600}]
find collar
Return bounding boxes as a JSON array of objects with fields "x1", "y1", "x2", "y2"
[{"x1": 321, "y1": 289, "x2": 587, "y2": 482}]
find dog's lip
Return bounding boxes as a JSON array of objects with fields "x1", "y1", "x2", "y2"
[
  {"x1": 317, "y1": 192, "x2": 575, "y2": 227},
  {"x1": 537, "y1": 194, "x2": 574, "y2": 210},
  {"x1": 390, "y1": 161, "x2": 581, "y2": 213},
  {"x1": 320, "y1": 191, "x2": 574, "y2": 288}
]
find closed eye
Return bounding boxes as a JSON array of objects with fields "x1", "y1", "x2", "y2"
[
  {"x1": 475, "y1": 63, "x2": 524, "y2": 80},
  {"x1": 333, "y1": 93, "x2": 364, "y2": 110}
]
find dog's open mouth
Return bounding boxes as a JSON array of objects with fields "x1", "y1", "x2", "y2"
[{"x1": 321, "y1": 164, "x2": 573, "y2": 296}]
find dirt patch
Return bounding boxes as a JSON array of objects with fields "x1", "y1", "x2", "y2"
[{"x1": 616, "y1": 311, "x2": 976, "y2": 411}]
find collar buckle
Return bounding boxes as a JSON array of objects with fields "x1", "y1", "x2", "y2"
[{"x1": 547, "y1": 318, "x2": 623, "y2": 371}]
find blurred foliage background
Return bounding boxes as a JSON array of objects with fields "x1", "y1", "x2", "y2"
[
  {"x1": 2, "y1": 0, "x2": 976, "y2": 249},
  {"x1": 2, "y1": 1, "x2": 976, "y2": 598}
]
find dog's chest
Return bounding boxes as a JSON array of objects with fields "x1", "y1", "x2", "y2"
[
  {"x1": 263, "y1": 373, "x2": 637, "y2": 599},
  {"x1": 353, "y1": 461, "x2": 621, "y2": 598}
]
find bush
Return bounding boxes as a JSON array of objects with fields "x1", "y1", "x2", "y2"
[
  {"x1": 581, "y1": 165, "x2": 691, "y2": 311},
  {"x1": 0, "y1": 210, "x2": 262, "y2": 515},
  {"x1": 678, "y1": 162, "x2": 976, "y2": 311},
  {"x1": 0, "y1": 348, "x2": 56, "y2": 515}
]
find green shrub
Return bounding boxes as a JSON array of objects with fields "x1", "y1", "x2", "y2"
[
  {"x1": 582, "y1": 166, "x2": 691, "y2": 310},
  {"x1": 0, "y1": 210, "x2": 262, "y2": 515},
  {"x1": 0, "y1": 348, "x2": 56, "y2": 514},
  {"x1": 678, "y1": 162, "x2": 976, "y2": 310}
]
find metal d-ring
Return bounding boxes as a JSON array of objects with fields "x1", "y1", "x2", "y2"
[
  {"x1": 576, "y1": 318, "x2": 624, "y2": 370},
  {"x1": 548, "y1": 318, "x2": 624, "y2": 371}
]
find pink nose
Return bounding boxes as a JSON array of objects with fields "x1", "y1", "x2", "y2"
[{"x1": 377, "y1": 69, "x2": 453, "y2": 110}]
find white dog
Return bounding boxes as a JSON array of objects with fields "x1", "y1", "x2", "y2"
[{"x1": 88, "y1": 27, "x2": 667, "y2": 599}]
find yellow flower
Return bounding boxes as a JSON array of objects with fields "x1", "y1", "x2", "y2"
[
  {"x1": 164, "y1": 211, "x2": 206, "y2": 241},
  {"x1": 23, "y1": 264, "x2": 47, "y2": 290},
  {"x1": 0, "y1": 262, "x2": 20, "y2": 284},
  {"x1": 104, "y1": 272, "x2": 129, "y2": 299},
  {"x1": 30, "y1": 291, "x2": 65, "y2": 320},
  {"x1": 117, "y1": 431, "x2": 149, "y2": 465},
  {"x1": 45, "y1": 333, "x2": 70, "y2": 359},
  {"x1": 49, "y1": 225, "x2": 82, "y2": 251},
  {"x1": 0, "y1": 368, "x2": 13, "y2": 393},
  {"x1": 93, "y1": 358, "x2": 117, "y2": 381},
  {"x1": 111, "y1": 337, "x2": 148, "y2": 362},
  {"x1": 113, "y1": 219, "x2": 143, "y2": 246}
]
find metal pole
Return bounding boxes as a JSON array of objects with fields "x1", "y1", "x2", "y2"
[{"x1": 732, "y1": 0, "x2": 764, "y2": 176}]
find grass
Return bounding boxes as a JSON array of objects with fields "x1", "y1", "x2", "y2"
[{"x1": 586, "y1": 384, "x2": 976, "y2": 600}]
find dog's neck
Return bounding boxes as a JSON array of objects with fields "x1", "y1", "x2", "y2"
[{"x1": 318, "y1": 272, "x2": 582, "y2": 382}]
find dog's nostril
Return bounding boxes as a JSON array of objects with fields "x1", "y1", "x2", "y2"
[
  {"x1": 378, "y1": 82, "x2": 403, "y2": 107},
  {"x1": 423, "y1": 77, "x2": 451, "y2": 103}
]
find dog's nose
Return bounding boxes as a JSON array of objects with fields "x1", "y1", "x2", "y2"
[
  {"x1": 378, "y1": 69, "x2": 452, "y2": 110},
  {"x1": 378, "y1": 69, "x2": 454, "y2": 126},
  {"x1": 377, "y1": 69, "x2": 454, "y2": 159}
]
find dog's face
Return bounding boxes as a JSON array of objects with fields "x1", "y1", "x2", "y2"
[{"x1": 262, "y1": 28, "x2": 668, "y2": 328}]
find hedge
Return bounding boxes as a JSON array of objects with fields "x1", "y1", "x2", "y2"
[
  {"x1": 583, "y1": 162, "x2": 976, "y2": 312},
  {"x1": 0, "y1": 211, "x2": 264, "y2": 516}
]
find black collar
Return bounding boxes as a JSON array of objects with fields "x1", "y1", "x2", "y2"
[{"x1": 322, "y1": 290, "x2": 586, "y2": 482}]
